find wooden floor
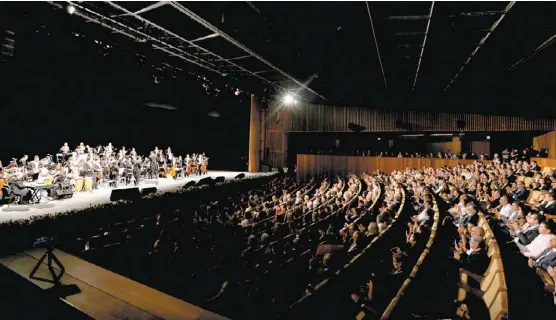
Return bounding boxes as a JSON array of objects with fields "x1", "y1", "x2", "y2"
[{"x1": 0, "y1": 248, "x2": 229, "y2": 320}]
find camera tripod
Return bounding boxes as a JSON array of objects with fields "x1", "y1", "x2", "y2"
[{"x1": 29, "y1": 246, "x2": 66, "y2": 285}]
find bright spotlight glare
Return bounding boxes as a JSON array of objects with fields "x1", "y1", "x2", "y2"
[
  {"x1": 283, "y1": 94, "x2": 295, "y2": 105},
  {"x1": 67, "y1": 5, "x2": 76, "y2": 15}
]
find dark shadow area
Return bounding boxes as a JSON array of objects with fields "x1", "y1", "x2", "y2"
[{"x1": 0, "y1": 265, "x2": 91, "y2": 320}]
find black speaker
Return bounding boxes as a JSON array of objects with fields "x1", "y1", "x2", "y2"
[
  {"x1": 234, "y1": 173, "x2": 246, "y2": 179},
  {"x1": 141, "y1": 187, "x2": 157, "y2": 197},
  {"x1": 196, "y1": 177, "x2": 215, "y2": 187},
  {"x1": 183, "y1": 180, "x2": 196, "y2": 189},
  {"x1": 53, "y1": 189, "x2": 73, "y2": 200},
  {"x1": 110, "y1": 187, "x2": 141, "y2": 202},
  {"x1": 456, "y1": 120, "x2": 466, "y2": 129}
]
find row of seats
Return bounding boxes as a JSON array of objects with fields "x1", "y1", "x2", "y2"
[
  {"x1": 455, "y1": 213, "x2": 509, "y2": 319},
  {"x1": 63, "y1": 175, "x2": 302, "y2": 252},
  {"x1": 285, "y1": 178, "x2": 404, "y2": 316},
  {"x1": 378, "y1": 188, "x2": 441, "y2": 319}
]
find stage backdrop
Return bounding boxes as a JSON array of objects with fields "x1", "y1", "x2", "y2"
[{"x1": 296, "y1": 154, "x2": 489, "y2": 180}]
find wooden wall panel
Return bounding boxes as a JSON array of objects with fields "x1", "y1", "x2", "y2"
[
  {"x1": 297, "y1": 155, "x2": 489, "y2": 180},
  {"x1": 248, "y1": 95, "x2": 261, "y2": 172},
  {"x1": 530, "y1": 157, "x2": 556, "y2": 169},
  {"x1": 533, "y1": 131, "x2": 556, "y2": 158},
  {"x1": 268, "y1": 104, "x2": 556, "y2": 133}
]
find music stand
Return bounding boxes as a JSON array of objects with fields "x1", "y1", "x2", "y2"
[{"x1": 29, "y1": 245, "x2": 65, "y2": 285}]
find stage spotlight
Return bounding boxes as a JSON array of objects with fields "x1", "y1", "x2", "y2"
[
  {"x1": 67, "y1": 4, "x2": 76, "y2": 15},
  {"x1": 486, "y1": 135, "x2": 491, "y2": 140},
  {"x1": 235, "y1": 89, "x2": 241, "y2": 96},
  {"x1": 283, "y1": 93, "x2": 295, "y2": 106}
]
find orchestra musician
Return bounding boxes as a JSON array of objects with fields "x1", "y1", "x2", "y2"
[
  {"x1": 77, "y1": 142, "x2": 85, "y2": 155},
  {"x1": 91, "y1": 157, "x2": 102, "y2": 190},
  {"x1": 9, "y1": 171, "x2": 31, "y2": 203},
  {"x1": 149, "y1": 151, "x2": 158, "y2": 179},
  {"x1": 19, "y1": 155, "x2": 29, "y2": 168},
  {"x1": 133, "y1": 157, "x2": 142, "y2": 186},
  {"x1": 1, "y1": 141, "x2": 209, "y2": 205},
  {"x1": 60, "y1": 142, "x2": 70, "y2": 154},
  {"x1": 201, "y1": 153, "x2": 209, "y2": 175},
  {"x1": 185, "y1": 154, "x2": 191, "y2": 177},
  {"x1": 108, "y1": 160, "x2": 120, "y2": 184},
  {"x1": 42, "y1": 155, "x2": 53, "y2": 168},
  {"x1": 28, "y1": 155, "x2": 41, "y2": 181},
  {"x1": 194, "y1": 153, "x2": 201, "y2": 176},
  {"x1": 105, "y1": 143, "x2": 113, "y2": 157}
]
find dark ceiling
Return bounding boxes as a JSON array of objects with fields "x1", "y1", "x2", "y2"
[{"x1": 3, "y1": 1, "x2": 556, "y2": 117}]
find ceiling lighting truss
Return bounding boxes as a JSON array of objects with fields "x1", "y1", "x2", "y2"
[
  {"x1": 443, "y1": 1, "x2": 516, "y2": 91},
  {"x1": 49, "y1": 1, "x2": 222, "y2": 73},
  {"x1": 386, "y1": 15, "x2": 430, "y2": 20},
  {"x1": 50, "y1": 1, "x2": 307, "y2": 99},
  {"x1": 492, "y1": 32, "x2": 556, "y2": 82},
  {"x1": 412, "y1": 1, "x2": 435, "y2": 90},
  {"x1": 103, "y1": 1, "x2": 295, "y2": 93},
  {"x1": 449, "y1": 11, "x2": 505, "y2": 18},
  {"x1": 190, "y1": 33, "x2": 220, "y2": 43},
  {"x1": 394, "y1": 32, "x2": 425, "y2": 36},
  {"x1": 365, "y1": 2, "x2": 388, "y2": 91},
  {"x1": 167, "y1": 1, "x2": 326, "y2": 100}
]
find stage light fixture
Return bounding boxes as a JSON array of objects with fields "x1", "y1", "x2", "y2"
[
  {"x1": 283, "y1": 93, "x2": 295, "y2": 105},
  {"x1": 67, "y1": 5, "x2": 76, "y2": 15},
  {"x1": 486, "y1": 135, "x2": 491, "y2": 140},
  {"x1": 235, "y1": 89, "x2": 241, "y2": 96}
]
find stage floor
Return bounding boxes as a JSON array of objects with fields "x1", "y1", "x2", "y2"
[{"x1": 0, "y1": 171, "x2": 266, "y2": 224}]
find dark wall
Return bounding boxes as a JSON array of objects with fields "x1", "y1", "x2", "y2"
[{"x1": 0, "y1": 3, "x2": 249, "y2": 170}]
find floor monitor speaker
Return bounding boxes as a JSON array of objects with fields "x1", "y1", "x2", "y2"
[
  {"x1": 141, "y1": 187, "x2": 157, "y2": 197},
  {"x1": 110, "y1": 187, "x2": 141, "y2": 202}
]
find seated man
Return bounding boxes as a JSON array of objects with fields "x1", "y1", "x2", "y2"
[
  {"x1": 520, "y1": 220, "x2": 556, "y2": 259},
  {"x1": 454, "y1": 235, "x2": 489, "y2": 275},
  {"x1": 511, "y1": 213, "x2": 540, "y2": 246},
  {"x1": 528, "y1": 237, "x2": 556, "y2": 270},
  {"x1": 510, "y1": 181, "x2": 530, "y2": 201},
  {"x1": 8, "y1": 172, "x2": 31, "y2": 203},
  {"x1": 537, "y1": 191, "x2": 556, "y2": 216}
]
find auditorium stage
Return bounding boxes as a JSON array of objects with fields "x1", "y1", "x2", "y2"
[{"x1": 0, "y1": 171, "x2": 267, "y2": 224}]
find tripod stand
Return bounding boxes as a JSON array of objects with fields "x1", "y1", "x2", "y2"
[{"x1": 29, "y1": 246, "x2": 66, "y2": 285}]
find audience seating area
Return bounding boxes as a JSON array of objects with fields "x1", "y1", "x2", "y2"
[
  {"x1": 2, "y1": 156, "x2": 556, "y2": 319},
  {"x1": 454, "y1": 213, "x2": 509, "y2": 320}
]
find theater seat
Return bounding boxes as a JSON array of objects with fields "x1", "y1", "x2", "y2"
[{"x1": 484, "y1": 274, "x2": 508, "y2": 320}]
